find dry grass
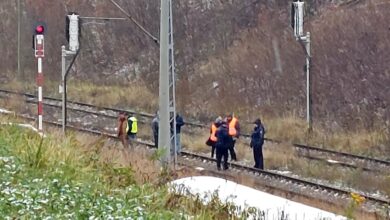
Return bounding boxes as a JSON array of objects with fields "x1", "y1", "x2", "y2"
[
  {"x1": 263, "y1": 143, "x2": 297, "y2": 170},
  {"x1": 181, "y1": 129, "x2": 211, "y2": 154},
  {"x1": 135, "y1": 123, "x2": 154, "y2": 141},
  {"x1": 0, "y1": 114, "x2": 162, "y2": 185},
  {"x1": 2, "y1": 77, "x2": 157, "y2": 113},
  {"x1": 66, "y1": 80, "x2": 157, "y2": 112},
  {"x1": 68, "y1": 131, "x2": 162, "y2": 185},
  {"x1": 0, "y1": 94, "x2": 25, "y2": 113},
  {"x1": 263, "y1": 114, "x2": 389, "y2": 157}
]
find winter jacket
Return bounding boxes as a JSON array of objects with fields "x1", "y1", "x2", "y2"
[
  {"x1": 250, "y1": 124, "x2": 265, "y2": 148},
  {"x1": 151, "y1": 116, "x2": 159, "y2": 136},
  {"x1": 215, "y1": 124, "x2": 230, "y2": 149},
  {"x1": 175, "y1": 115, "x2": 185, "y2": 133},
  {"x1": 117, "y1": 114, "x2": 128, "y2": 137}
]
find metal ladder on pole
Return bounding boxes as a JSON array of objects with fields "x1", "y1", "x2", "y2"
[{"x1": 168, "y1": 0, "x2": 177, "y2": 166}]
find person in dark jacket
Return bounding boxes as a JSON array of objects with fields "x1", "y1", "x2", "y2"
[
  {"x1": 151, "y1": 112, "x2": 159, "y2": 148},
  {"x1": 174, "y1": 114, "x2": 185, "y2": 154},
  {"x1": 215, "y1": 121, "x2": 230, "y2": 170},
  {"x1": 207, "y1": 116, "x2": 222, "y2": 158},
  {"x1": 250, "y1": 118, "x2": 266, "y2": 169}
]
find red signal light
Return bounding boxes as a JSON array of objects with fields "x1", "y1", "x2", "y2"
[{"x1": 35, "y1": 25, "x2": 44, "y2": 34}]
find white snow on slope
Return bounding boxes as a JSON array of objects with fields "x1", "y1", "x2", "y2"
[{"x1": 171, "y1": 176, "x2": 346, "y2": 220}]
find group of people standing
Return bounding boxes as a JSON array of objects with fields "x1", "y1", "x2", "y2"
[
  {"x1": 118, "y1": 111, "x2": 265, "y2": 171},
  {"x1": 206, "y1": 114, "x2": 239, "y2": 170},
  {"x1": 117, "y1": 112, "x2": 138, "y2": 148},
  {"x1": 118, "y1": 111, "x2": 185, "y2": 154},
  {"x1": 151, "y1": 112, "x2": 185, "y2": 154},
  {"x1": 206, "y1": 114, "x2": 266, "y2": 170}
]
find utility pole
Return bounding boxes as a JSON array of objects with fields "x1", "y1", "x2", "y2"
[
  {"x1": 60, "y1": 9, "x2": 157, "y2": 133},
  {"x1": 291, "y1": 0, "x2": 312, "y2": 129},
  {"x1": 17, "y1": 0, "x2": 21, "y2": 78},
  {"x1": 61, "y1": 47, "x2": 79, "y2": 133},
  {"x1": 61, "y1": 13, "x2": 80, "y2": 133},
  {"x1": 303, "y1": 33, "x2": 311, "y2": 129},
  {"x1": 159, "y1": 0, "x2": 171, "y2": 166},
  {"x1": 61, "y1": 46, "x2": 66, "y2": 133}
]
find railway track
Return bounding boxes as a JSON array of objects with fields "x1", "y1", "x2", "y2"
[
  {"x1": 1, "y1": 110, "x2": 389, "y2": 212},
  {"x1": 1, "y1": 88, "x2": 389, "y2": 173}
]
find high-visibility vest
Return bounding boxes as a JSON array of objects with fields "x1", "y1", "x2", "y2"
[
  {"x1": 126, "y1": 116, "x2": 138, "y2": 134},
  {"x1": 210, "y1": 123, "x2": 218, "y2": 141},
  {"x1": 228, "y1": 117, "x2": 238, "y2": 136}
]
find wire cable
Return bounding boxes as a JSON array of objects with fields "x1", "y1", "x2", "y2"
[{"x1": 108, "y1": 0, "x2": 159, "y2": 45}]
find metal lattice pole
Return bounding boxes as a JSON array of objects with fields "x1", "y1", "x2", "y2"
[{"x1": 168, "y1": 0, "x2": 177, "y2": 166}]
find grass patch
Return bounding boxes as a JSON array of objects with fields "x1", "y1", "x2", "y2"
[
  {"x1": 65, "y1": 80, "x2": 157, "y2": 113},
  {"x1": 262, "y1": 114, "x2": 389, "y2": 157},
  {"x1": 0, "y1": 115, "x2": 258, "y2": 219}
]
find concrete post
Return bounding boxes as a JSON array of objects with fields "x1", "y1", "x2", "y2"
[{"x1": 159, "y1": 0, "x2": 171, "y2": 166}]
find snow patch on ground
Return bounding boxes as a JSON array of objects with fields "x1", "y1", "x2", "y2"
[
  {"x1": 171, "y1": 176, "x2": 346, "y2": 220},
  {"x1": 0, "y1": 108, "x2": 45, "y2": 137},
  {"x1": 0, "y1": 108, "x2": 13, "y2": 114},
  {"x1": 0, "y1": 122, "x2": 45, "y2": 138}
]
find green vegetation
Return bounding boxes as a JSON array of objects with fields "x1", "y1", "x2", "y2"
[{"x1": 0, "y1": 119, "x2": 258, "y2": 219}]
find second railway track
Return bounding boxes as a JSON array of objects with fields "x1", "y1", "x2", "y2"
[
  {"x1": 1, "y1": 110, "x2": 389, "y2": 214},
  {"x1": 0, "y1": 88, "x2": 389, "y2": 173}
]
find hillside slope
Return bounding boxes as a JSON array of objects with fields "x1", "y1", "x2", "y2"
[{"x1": 0, "y1": 0, "x2": 388, "y2": 130}]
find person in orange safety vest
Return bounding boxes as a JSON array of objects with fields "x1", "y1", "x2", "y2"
[
  {"x1": 206, "y1": 116, "x2": 223, "y2": 158},
  {"x1": 226, "y1": 113, "x2": 240, "y2": 161}
]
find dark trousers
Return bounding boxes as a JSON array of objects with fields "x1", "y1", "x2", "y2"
[
  {"x1": 153, "y1": 134, "x2": 158, "y2": 148},
  {"x1": 211, "y1": 144, "x2": 216, "y2": 158},
  {"x1": 216, "y1": 147, "x2": 229, "y2": 170},
  {"x1": 227, "y1": 137, "x2": 237, "y2": 161},
  {"x1": 253, "y1": 145, "x2": 264, "y2": 169}
]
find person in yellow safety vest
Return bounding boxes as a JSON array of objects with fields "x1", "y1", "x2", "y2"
[
  {"x1": 206, "y1": 116, "x2": 223, "y2": 158},
  {"x1": 126, "y1": 114, "x2": 138, "y2": 146},
  {"x1": 226, "y1": 113, "x2": 240, "y2": 161}
]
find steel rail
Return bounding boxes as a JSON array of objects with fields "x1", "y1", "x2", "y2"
[
  {"x1": 0, "y1": 88, "x2": 389, "y2": 168},
  {"x1": 2, "y1": 110, "x2": 389, "y2": 208}
]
